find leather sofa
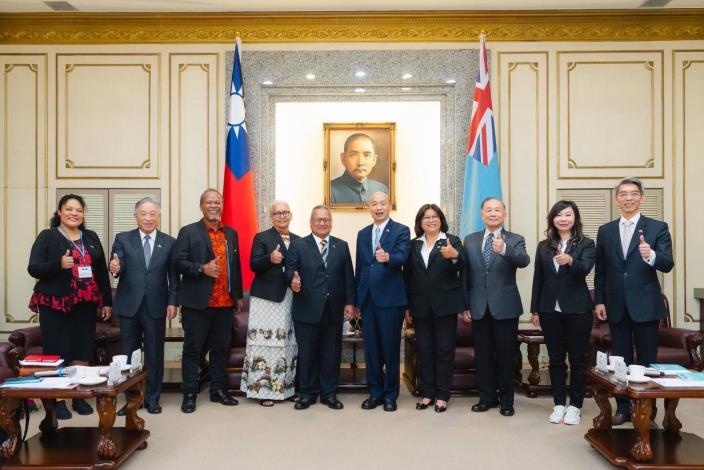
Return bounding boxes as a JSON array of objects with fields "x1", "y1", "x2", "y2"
[{"x1": 225, "y1": 312, "x2": 248, "y2": 393}]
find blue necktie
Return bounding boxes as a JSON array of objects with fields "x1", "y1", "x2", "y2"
[
  {"x1": 482, "y1": 233, "x2": 494, "y2": 268},
  {"x1": 372, "y1": 226, "x2": 381, "y2": 254}
]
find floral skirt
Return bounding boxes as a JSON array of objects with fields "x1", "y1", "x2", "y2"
[{"x1": 240, "y1": 289, "x2": 297, "y2": 400}]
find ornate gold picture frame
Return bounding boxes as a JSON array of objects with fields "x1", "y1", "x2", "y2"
[{"x1": 324, "y1": 122, "x2": 396, "y2": 212}]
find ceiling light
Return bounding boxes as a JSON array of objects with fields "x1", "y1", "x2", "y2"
[
  {"x1": 355, "y1": 71, "x2": 367, "y2": 78},
  {"x1": 305, "y1": 73, "x2": 315, "y2": 80},
  {"x1": 446, "y1": 78, "x2": 457, "y2": 84},
  {"x1": 402, "y1": 73, "x2": 413, "y2": 80},
  {"x1": 401, "y1": 87, "x2": 411, "y2": 91},
  {"x1": 262, "y1": 80, "x2": 273, "y2": 85},
  {"x1": 354, "y1": 88, "x2": 365, "y2": 93}
]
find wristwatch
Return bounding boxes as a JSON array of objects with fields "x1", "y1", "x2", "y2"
[{"x1": 197, "y1": 263, "x2": 204, "y2": 274}]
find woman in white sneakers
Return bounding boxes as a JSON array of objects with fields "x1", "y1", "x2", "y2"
[{"x1": 529, "y1": 200, "x2": 595, "y2": 425}]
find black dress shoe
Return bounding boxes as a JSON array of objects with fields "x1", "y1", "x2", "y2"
[
  {"x1": 146, "y1": 403, "x2": 162, "y2": 414},
  {"x1": 321, "y1": 397, "x2": 344, "y2": 410},
  {"x1": 471, "y1": 402, "x2": 499, "y2": 412},
  {"x1": 181, "y1": 393, "x2": 197, "y2": 413},
  {"x1": 55, "y1": 400, "x2": 72, "y2": 420},
  {"x1": 383, "y1": 399, "x2": 397, "y2": 412},
  {"x1": 416, "y1": 399, "x2": 435, "y2": 410},
  {"x1": 500, "y1": 406, "x2": 515, "y2": 417},
  {"x1": 612, "y1": 413, "x2": 631, "y2": 425},
  {"x1": 294, "y1": 397, "x2": 316, "y2": 410},
  {"x1": 361, "y1": 397, "x2": 384, "y2": 410},
  {"x1": 72, "y1": 398, "x2": 94, "y2": 416},
  {"x1": 117, "y1": 403, "x2": 144, "y2": 416},
  {"x1": 434, "y1": 404, "x2": 447, "y2": 413},
  {"x1": 210, "y1": 390, "x2": 238, "y2": 406}
]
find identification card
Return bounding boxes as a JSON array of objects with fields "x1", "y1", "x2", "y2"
[
  {"x1": 77, "y1": 265, "x2": 93, "y2": 279},
  {"x1": 614, "y1": 362, "x2": 628, "y2": 383},
  {"x1": 596, "y1": 351, "x2": 608, "y2": 373}
]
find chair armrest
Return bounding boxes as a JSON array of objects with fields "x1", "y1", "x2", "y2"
[
  {"x1": 659, "y1": 328, "x2": 704, "y2": 371},
  {"x1": 9, "y1": 326, "x2": 42, "y2": 349}
]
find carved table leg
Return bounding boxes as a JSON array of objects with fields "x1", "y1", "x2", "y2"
[
  {"x1": 125, "y1": 378, "x2": 145, "y2": 432},
  {"x1": 527, "y1": 343, "x2": 541, "y2": 386},
  {"x1": 662, "y1": 397, "x2": 682, "y2": 435},
  {"x1": 0, "y1": 397, "x2": 22, "y2": 458},
  {"x1": 96, "y1": 396, "x2": 117, "y2": 460},
  {"x1": 630, "y1": 398, "x2": 654, "y2": 461},
  {"x1": 39, "y1": 398, "x2": 59, "y2": 434},
  {"x1": 592, "y1": 385, "x2": 613, "y2": 430}
]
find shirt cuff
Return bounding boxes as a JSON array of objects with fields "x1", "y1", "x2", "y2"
[
  {"x1": 643, "y1": 251, "x2": 656, "y2": 266},
  {"x1": 500, "y1": 245, "x2": 507, "y2": 256}
]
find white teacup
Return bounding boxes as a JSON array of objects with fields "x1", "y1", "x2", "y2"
[
  {"x1": 629, "y1": 365, "x2": 646, "y2": 379},
  {"x1": 112, "y1": 355, "x2": 128, "y2": 367},
  {"x1": 609, "y1": 355, "x2": 625, "y2": 366}
]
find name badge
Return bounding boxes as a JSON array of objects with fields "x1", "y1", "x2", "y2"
[{"x1": 77, "y1": 266, "x2": 93, "y2": 279}]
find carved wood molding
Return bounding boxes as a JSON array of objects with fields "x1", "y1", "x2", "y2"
[{"x1": 1, "y1": 10, "x2": 704, "y2": 44}]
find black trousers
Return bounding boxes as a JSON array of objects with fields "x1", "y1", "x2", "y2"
[
  {"x1": 293, "y1": 301, "x2": 342, "y2": 401},
  {"x1": 181, "y1": 306, "x2": 233, "y2": 395},
  {"x1": 610, "y1": 310, "x2": 660, "y2": 416},
  {"x1": 539, "y1": 311, "x2": 593, "y2": 408},
  {"x1": 120, "y1": 298, "x2": 166, "y2": 405},
  {"x1": 39, "y1": 302, "x2": 97, "y2": 364},
  {"x1": 413, "y1": 312, "x2": 458, "y2": 402},
  {"x1": 472, "y1": 310, "x2": 519, "y2": 407}
]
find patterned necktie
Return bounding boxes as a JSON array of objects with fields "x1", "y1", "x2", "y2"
[
  {"x1": 482, "y1": 233, "x2": 494, "y2": 268},
  {"x1": 143, "y1": 235, "x2": 152, "y2": 267},
  {"x1": 621, "y1": 221, "x2": 633, "y2": 258},
  {"x1": 320, "y1": 239, "x2": 328, "y2": 267},
  {"x1": 372, "y1": 226, "x2": 381, "y2": 254}
]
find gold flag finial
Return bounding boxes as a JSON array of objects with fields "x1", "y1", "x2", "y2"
[{"x1": 235, "y1": 30, "x2": 241, "y2": 37}]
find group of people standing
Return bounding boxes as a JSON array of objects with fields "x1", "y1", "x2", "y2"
[{"x1": 26, "y1": 176, "x2": 673, "y2": 427}]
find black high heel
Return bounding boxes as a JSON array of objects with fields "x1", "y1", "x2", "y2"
[{"x1": 415, "y1": 398, "x2": 435, "y2": 410}]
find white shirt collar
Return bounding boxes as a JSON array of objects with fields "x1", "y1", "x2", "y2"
[
  {"x1": 483, "y1": 227, "x2": 503, "y2": 240},
  {"x1": 139, "y1": 229, "x2": 156, "y2": 240},
  {"x1": 418, "y1": 231, "x2": 447, "y2": 246},
  {"x1": 620, "y1": 212, "x2": 641, "y2": 226},
  {"x1": 373, "y1": 218, "x2": 390, "y2": 234},
  {"x1": 312, "y1": 233, "x2": 330, "y2": 246}
]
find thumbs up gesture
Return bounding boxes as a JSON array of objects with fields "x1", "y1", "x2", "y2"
[
  {"x1": 638, "y1": 234, "x2": 652, "y2": 259},
  {"x1": 554, "y1": 248, "x2": 572, "y2": 266},
  {"x1": 439, "y1": 240, "x2": 459, "y2": 260},
  {"x1": 492, "y1": 235, "x2": 505, "y2": 255},
  {"x1": 375, "y1": 244, "x2": 389, "y2": 263},
  {"x1": 109, "y1": 253, "x2": 121, "y2": 274},
  {"x1": 203, "y1": 256, "x2": 221, "y2": 279},
  {"x1": 270, "y1": 244, "x2": 283, "y2": 264},
  {"x1": 61, "y1": 249, "x2": 74, "y2": 269},
  {"x1": 291, "y1": 271, "x2": 301, "y2": 292}
]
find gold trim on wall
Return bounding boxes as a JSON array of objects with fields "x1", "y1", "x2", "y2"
[{"x1": 1, "y1": 10, "x2": 704, "y2": 44}]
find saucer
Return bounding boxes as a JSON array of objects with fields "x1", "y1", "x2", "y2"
[
  {"x1": 626, "y1": 375, "x2": 650, "y2": 383},
  {"x1": 77, "y1": 376, "x2": 107, "y2": 386}
]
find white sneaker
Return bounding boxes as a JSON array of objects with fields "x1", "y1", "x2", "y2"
[
  {"x1": 549, "y1": 405, "x2": 566, "y2": 424},
  {"x1": 563, "y1": 405, "x2": 581, "y2": 425}
]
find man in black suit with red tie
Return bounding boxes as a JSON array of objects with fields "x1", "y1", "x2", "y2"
[
  {"x1": 285, "y1": 205, "x2": 356, "y2": 410},
  {"x1": 594, "y1": 177, "x2": 674, "y2": 426}
]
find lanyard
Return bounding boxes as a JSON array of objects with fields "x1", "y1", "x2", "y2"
[{"x1": 60, "y1": 227, "x2": 85, "y2": 261}]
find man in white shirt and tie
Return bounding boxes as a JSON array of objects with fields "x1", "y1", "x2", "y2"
[{"x1": 594, "y1": 177, "x2": 674, "y2": 425}]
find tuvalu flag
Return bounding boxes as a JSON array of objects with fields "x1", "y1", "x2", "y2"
[
  {"x1": 223, "y1": 36, "x2": 258, "y2": 289},
  {"x1": 459, "y1": 34, "x2": 502, "y2": 238}
]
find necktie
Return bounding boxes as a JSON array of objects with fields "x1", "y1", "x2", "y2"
[
  {"x1": 482, "y1": 233, "x2": 494, "y2": 268},
  {"x1": 372, "y1": 226, "x2": 381, "y2": 254},
  {"x1": 621, "y1": 221, "x2": 633, "y2": 258},
  {"x1": 320, "y1": 239, "x2": 328, "y2": 267},
  {"x1": 143, "y1": 235, "x2": 152, "y2": 267}
]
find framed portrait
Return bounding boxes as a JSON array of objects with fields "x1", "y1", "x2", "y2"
[{"x1": 323, "y1": 122, "x2": 396, "y2": 211}]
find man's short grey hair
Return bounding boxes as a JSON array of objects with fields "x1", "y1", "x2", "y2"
[
  {"x1": 199, "y1": 188, "x2": 223, "y2": 204},
  {"x1": 480, "y1": 196, "x2": 506, "y2": 210},
  {"x1": 310, "y1": 204, "x2": 332, "y2": 218},
  {"x1": 134, "y1": 197, "x2": 161, "y2": 213},
  {"x1": 615, "y1": 177, "x2": 644, "y2": 195},
  {"x1": 269, "y1": 200, "x2": 290, "y2": 214}
]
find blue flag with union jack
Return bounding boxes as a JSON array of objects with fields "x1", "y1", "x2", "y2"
[{"x1": 459, "y1": 34, "x2": 502, "y2": 238}]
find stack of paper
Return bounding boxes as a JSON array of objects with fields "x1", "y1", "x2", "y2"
[
  {"x1": 652, "y1": 371, "x2": 704, "y2": 388},
  {"x1": 0, "y1": 377, "x2": 77, "y2": 389}
]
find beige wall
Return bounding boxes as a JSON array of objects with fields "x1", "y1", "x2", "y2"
[{"x1": 1, "y1": 39, "x2": 703, "y2": 332}]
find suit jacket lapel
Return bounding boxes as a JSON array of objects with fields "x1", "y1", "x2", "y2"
[
  {"x1": 197, "y1": 222, "x2": 215, "y2": 258},
  {"x1": 626, "y1": 216, "x2": 647, "y2": 259},
  {"x1": 271, "y1": 228, "x2": 288, "y2": 255},
  {"x1": 377, "y1": 219, "x2": 393, "y2": 252},
  {"x1": 307, "y1": 235, "x2": 325, "y2": 268},
  {"x1": 131, "y1": 229, "x2": 147, "y2": 270}
]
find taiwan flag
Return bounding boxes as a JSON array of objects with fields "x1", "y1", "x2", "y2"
[{"x1": 223, "y1": 36, "x2": 258, "y2": 289}]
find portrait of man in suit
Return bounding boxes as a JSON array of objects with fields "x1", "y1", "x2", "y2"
[
  {"x1": 110, "y1": 197, "x2": 178, "y2": 415},
  {"x1": 462, "y1": 197, "x2": 530, "y2": 417},
  {"x1": 594, "y1": 176, "x2": 674, "y2": 426},
  {"x1": 325, "y1": 124, "x2": 395, "y2": 208}
]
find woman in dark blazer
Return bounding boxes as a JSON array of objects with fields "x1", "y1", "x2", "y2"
[
  {"x1": 27, "y1": 194, "x2": 112, "y2": 419},
  {"x1": 404, "y1": 204, "x2": 467, "y2": 412},
  {"x1": 530, "y1": 200, "x2": 595, "y2": 426}
]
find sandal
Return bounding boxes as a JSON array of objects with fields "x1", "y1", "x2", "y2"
[{"x1": 259, "y1": 400, "x2": 275, "y2": 407}]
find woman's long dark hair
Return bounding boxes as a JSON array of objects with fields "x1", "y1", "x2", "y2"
[
  {"x1": 413, "y1": 203, "x2": 449, "y2": 237},
  {"x1": 50, "y1": 194, "x2": 87, "y2": 231},
  {"x1": 545, "y1": 200, "x2": 584, "y2": 250}
]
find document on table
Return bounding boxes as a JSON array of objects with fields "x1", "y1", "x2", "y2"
[
  {"x1": 0, "y1": 377, "x2": 78, "y2": 389},
  {"x1": 653, "y1": 373, "x2": 704, "y2": 388}
]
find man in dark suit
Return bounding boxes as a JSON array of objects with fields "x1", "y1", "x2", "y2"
[
  {"x1": 110, "y1": 197, "x2": 178, "y2": 415},
  {"x1": 285, "y1": 205, "x2": 355, "y2": 410},
  {"x1": 355, "y1": 191, "x2": 411, "y2": 412},
  {"x1": 463, "y1": 197, "x2": 530, "y2": 417},
  {"x1": 594, "y1": 177, "x2": 674, "y2": 425},
  {"x1": 171, "y1": 189, "x2": 243, "y2": 413}
]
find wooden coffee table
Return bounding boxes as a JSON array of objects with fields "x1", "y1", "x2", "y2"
[
  {"x1": 0, "y1": 369, "x2": 149, "y2": 469},
  {"x1": 586, "y1": 368, "x2": 704, "y2": 469}
]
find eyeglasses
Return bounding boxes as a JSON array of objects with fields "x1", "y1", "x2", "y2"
[
  {"x1": 422, "y1": 215, "x2": 439, "y2": 222},
  {"x1": 311, "y1": 217, "x2": 331, "y2": 224},
  {"x1": 617, "y1": 191, "x2": 642, "y2": 198},
  {"x1": 272, "y1": 211, "x2": 291, "y2": 218}
]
